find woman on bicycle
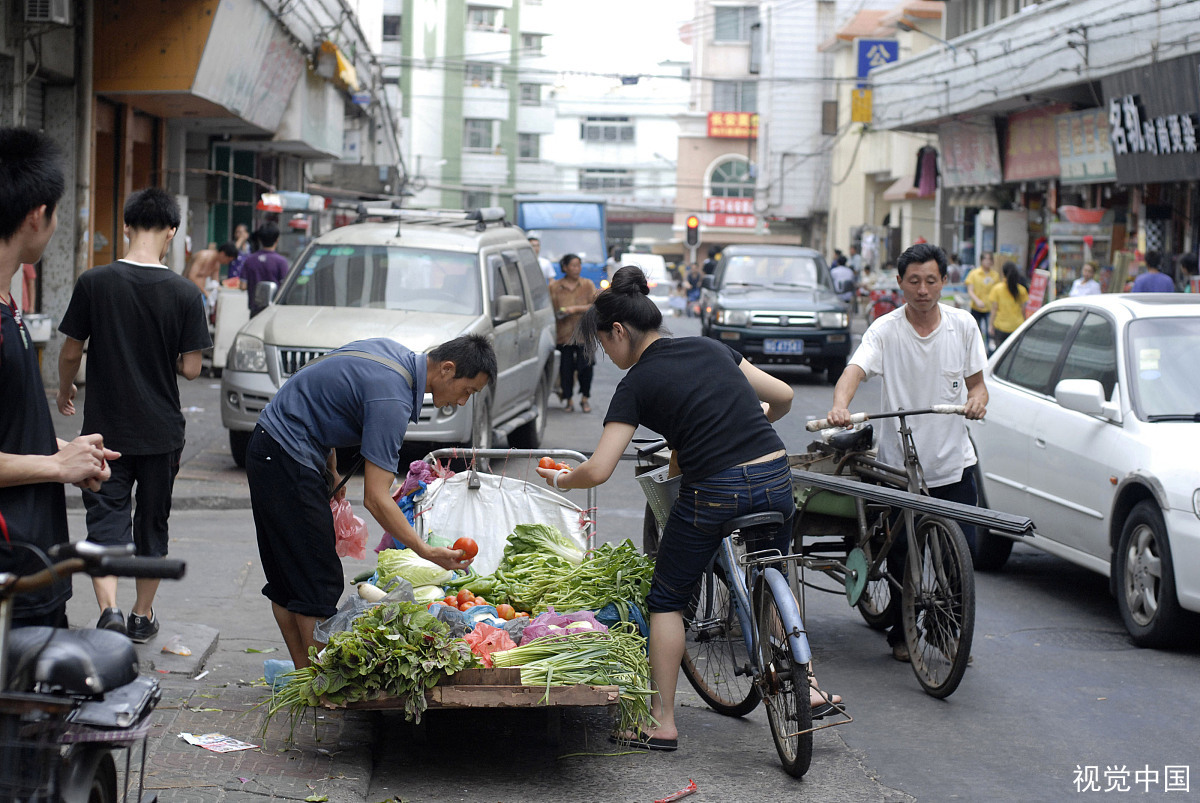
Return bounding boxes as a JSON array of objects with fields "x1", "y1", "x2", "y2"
[{"x1": 535, "y1": 265, "x2": 839, "y2": 751}]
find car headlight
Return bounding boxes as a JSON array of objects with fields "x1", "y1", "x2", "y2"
[
  {"x1": 1193, "y1": 489, "x2": 1200, "y2": 520},
  {"x1": 818, "y1": 311, "x2": 849, "y2": 329},
  {"x1": 228, "y1": 334, "x2": 268, "y2": 373},
  {"x1": 717, "y1": 309, "x2": 750, "y2": 326}
]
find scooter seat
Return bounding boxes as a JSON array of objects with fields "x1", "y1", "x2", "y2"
[
  {"x1": 827, "y1": 424, "x2": 874, "y2": 453},
  {"x1": 5, "y1": 627, "x2": 138, "y2": 696}
]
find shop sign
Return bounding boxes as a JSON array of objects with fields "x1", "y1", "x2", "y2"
[
  {"x1": 1027, "y1": 269, "x2": 1051, "y2": 315},
  {"x1": 1005, "y1": 105, "x2": 1068, "y2": 181},
  {"x1": 938, "y1": 118, "x2": 1003, "y2": 188},
  {"x1": 707, "y1": 112, "x2": 759, "y2": 139},
  {"x1": 851, "y1": 89, "x2": 872, "y2": 124},
  {"x1": 1100, "y1": 54, "x2": 1200, "y2": 183},
  {"x1": 1054, "y1": 108, "x2": 1116, "y2": 185},
  {"x1": 703, "y1": 198, "x2": 756, "y2": 228},
  {"x1": 1107, "y1": 95, "x2": 1198, "y2": 157}
]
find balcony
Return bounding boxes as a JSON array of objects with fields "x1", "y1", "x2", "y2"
[
  {"x1": 516, "y1": 103, "x2": 555, "y2": 134},
  {"x1": 463, "y1": 85, "x2": 511, "y2": 120},
  {"x1": 464, "y1": 29, "x2": 512, "y2": 64},
  {"x1": 461, "y1": 151, "x2": 509, "y2": 185}
]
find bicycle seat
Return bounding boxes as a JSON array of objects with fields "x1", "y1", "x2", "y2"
[
  {"x1": 5, "y1": 627, "x2": 138, "y2": 696},
  {"x1": 719, "y1": 511, "x2": 786, "y2": 538},
  {"x1": 827, "y1": 424, "x2": 874, "y2": 453}
]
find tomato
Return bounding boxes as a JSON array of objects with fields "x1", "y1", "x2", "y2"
[
  {"x1": 538, "y1": 456, "x2": 556, "y2": 469},
  {"x1": 555, "y1": 462, "x2": 571, "y2": 471},
  {"x1": 456, "y1": 588, "x2": 475, "y2": 605},
  {"x1": 453, "y1": 537, "x2": 479, "y2": 560},
  {"x1": 473, "y1": 596, "x2": 488, "y2": 607},
  {"x1": 516, "y1": 611, "x2": 529, "y2": 617},
  {"x1": 459, "y1": 601, "x2": 476, "y2": 610},
  {"x1": 443, "y1": 596, "x2": 457, "y2": 607},
  {"x1": 496, "y1": 603, "x2": 516, "y2": 621}
]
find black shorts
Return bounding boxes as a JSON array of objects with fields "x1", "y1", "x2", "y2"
[
  {"x1": 246, "y1": 426, "x2": 343, "y2": 618},
  {"x1": 83, "y1": 448, "x2": 182, "y2": 558}
]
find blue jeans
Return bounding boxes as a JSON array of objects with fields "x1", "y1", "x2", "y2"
[{"x1": 646, "y1": 456, "x2": 794, "y2": 613}]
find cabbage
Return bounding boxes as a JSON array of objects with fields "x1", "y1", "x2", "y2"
[
  {"x1": 377, "y1": 549, "x2": 454, "y2": 589},
  {"x1": 502, "y1": 523, "x2": 584, "y2": 566},
  {"x1": 413, "y1": 585, "x2": 445, "y2": 604}
]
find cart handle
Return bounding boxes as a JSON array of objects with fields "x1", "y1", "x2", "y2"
[{"x1": 806, "y1": 405, "x2": 966, "y2": 432}]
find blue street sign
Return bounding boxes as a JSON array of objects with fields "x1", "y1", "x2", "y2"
[{"x1": 856, "y1": 39, "x2": 899, "y2": 89}]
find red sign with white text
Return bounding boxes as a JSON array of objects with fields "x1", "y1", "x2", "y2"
[
  {"x1": 704, "y1": 197, "x2": 756, "y2": 228},
  {"x1": 1027, "y1": 269, "x2": 1050, "y2": 314},
  {"x1": 707, "y1": 112, "x2": 759, "y2": 139}
]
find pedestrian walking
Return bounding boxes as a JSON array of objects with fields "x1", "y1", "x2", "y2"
[
  {"x1": 987, "y1": 261, "x2": 1029, "y2": 348},
  {"x1": 56, "y1": 187, "x2": 211, "y2": 641},
  {"x1": 964, "y1": 252, "x2": 999, "y2": 344},
  {"x1": 240, "y1": 223, "x2": 289, "y2": 315},
  {"x1": 1131, "y1": 251, "x2": 1176, "y2": 292},
  {"x1": 549, "y1": 253, "x2": 598, "y2": 413}
]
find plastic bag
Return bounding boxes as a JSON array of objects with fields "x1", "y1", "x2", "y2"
[
  {"x1": 463, "y1": 622, "x2": 517, "y2": 668},
  {"x1": 331, "y1": 498, "x2": 368, "y2": 560},
  {"x1": 520, "y1": 607, "x2": 608, "y2": 644},
  {"x1": 314, "y1": 580, "x2": 414, "y2": 642},
  {"x1": 594, "y1": 601, "x2": 650, "y2": 639}
]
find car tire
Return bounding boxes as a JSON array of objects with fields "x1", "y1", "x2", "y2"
[
  {"x1": 1116, "y1": 501, "x2": 1186, "y2": 648},
  {"x1": 509, "y1": 371, "x2": 549, "y2": 449},
  {"x1": 229, "y1": 429, "x2": 250, "y2": 469},
  {"x1": 973, "y1": 527, "x2": 1014, "y2": 572}
]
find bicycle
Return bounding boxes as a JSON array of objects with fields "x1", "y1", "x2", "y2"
[
  {"x1": 0, "y1": 539, "x2": 186, "y2": 802},
  {"x1": 635, "y1": 445, "x2": 849, "y2": 779}
]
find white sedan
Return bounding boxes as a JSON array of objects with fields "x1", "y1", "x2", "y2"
[{"x1": 968, "y1": 294, "x2": 1200, "y2": 647}]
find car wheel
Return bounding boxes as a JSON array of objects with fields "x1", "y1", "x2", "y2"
[
  {"x1": 229, "y1": 429, "x2": 250, "y2": 469},
  {"x1": 509, "y1": 371, "x2": 549, "y2": 449},
  {"x1": 1116, "y1": 501, "x2": 1186, "y2": 648},
  {"x1": 973, "y1": 527, "x2": 1014, "y2": 572}
]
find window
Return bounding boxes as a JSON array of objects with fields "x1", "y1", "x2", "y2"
[
  {"x1": 488, "y1": 252, "x2": 527, "y2": 314},
  {"x1": 521, "y1": 33, "x2": 544, "y2": 53},
  {"x1": 467, "y1": 6, "x2": 499, "y2": 30},
  {"x1": 713, "y1": 80, "x2": 757, "y2": 113},
  {"x1": 382, "y1": 15, "x2": 401, "y2": 40},
  {"x1": 580, "y1": 116, "x2": 634, "y2": 143},
  {"x1": 518, "y1": 133, "x2": 540, "y2": 160},
  {"x1": 994, "y1": 309, "x2": 1080, "y2": 393},
  {"x1": 1058, "y1": 313, "x2": 1117, "y2": 401},
  {"x1": 463, "y1": 187, "x2": 492, "y2": 209},
  {"x1": 519, "y1": 83, "x2": 540, "y2": 106},
  {"x1": 578, "y1": 169, "x2": 634, "y2": 190},
  {"x1": 1127, "y1": 316, "x2": 1200, "y2": 419},
  {"x1": 710, "y1": 158, "x2": 754, "y2": 198},
  {"x1": 714, "y1": 6, "x2": 759, "y2": 42},
  {"x1": 465, "y1": 63, "x2": 497, "y2": 87},
  {"x1": 464, "y1": 119, "x2": 493, "y2": 151},
  {"x1": 517, "y1": 247, "x2": 551, "y2": 308}
]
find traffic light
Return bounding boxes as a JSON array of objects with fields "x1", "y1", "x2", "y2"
[{"x1": 685, "y1": 215, "x2": 701, "y2": 247}]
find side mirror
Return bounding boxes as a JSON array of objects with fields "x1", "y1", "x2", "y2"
[
  {"x1": 494, "y1": 294, "x2": 523, "y2": 322},
  {"x1": 702, "y1": 276, "x2": 714, "y2": 290},
  {"x1": 255, "y1": 281, "x2": 278, "y2": 310},
  {"x1": 1055, "y1": 378, "x2": 1119, "y2": 420}
]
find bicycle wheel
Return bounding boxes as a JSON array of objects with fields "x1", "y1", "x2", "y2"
[
  {"x1": 681, "y1": 562, "x2": 761, "y2": 717},
  {"x1": 901, "y1": 515, "x2": 975, "y2": 698},
  {"x1": 857, "y1": 576, "x2": 895, "y2": 631},
  {"x1": 754, "y1": 575, "x2": 813, "y2": 778}
]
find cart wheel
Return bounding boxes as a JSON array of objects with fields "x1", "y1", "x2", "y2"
[
  {"x1": 901, "y1": 515, "x2": 975, "y2": 698},
  {"x1": 681, "y1": 562, "x2": 762, "y2": 717},
  {"x1": 856, "y1": 577, "x2": 896, "y2": 631}
]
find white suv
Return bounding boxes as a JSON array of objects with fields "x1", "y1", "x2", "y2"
[{"x1": 220, "y1": 208, "x2": 557, "y2": 467}]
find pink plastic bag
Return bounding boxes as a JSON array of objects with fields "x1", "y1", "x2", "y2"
[
  {"x1": 331, "y1": 498, "x2": 367, "y2": 560},
  {"x1": 463, "y1": 622, "x2": 517, "y2": 668},
  {"x1": 519, "y1": 607, "x2": 608, "y2": 644}
]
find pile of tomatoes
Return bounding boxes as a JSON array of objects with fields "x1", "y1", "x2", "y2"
[
  {"x1": 439, "y1": 587, "x2": 525, "y2": 621},
  {"x1": 538, "y1": 456, "x2": 572, "y2": 472}
]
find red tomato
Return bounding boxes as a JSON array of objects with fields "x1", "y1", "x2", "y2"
[
  {"x1": 538, "y1": 456, "x2": 556, "y2": 470},
  {"x1": 555, "y1": 462, "x2": 571, "y2": 471},
  {"x1": 473, "y1": 596, "x2": 488, "y2": 607},
  {"x1": 456, "y1": 588, "x2": 475, "y2": 605},
  {"x1": 453, "y1": 537, "x2": 479, "y2": 560},
  {"x1": 443, "y1": 596, "x2": 457, "y2": 607},
  {"x1": 459, "y1": 601, "x2": 476, "y2": 610},
  {"x1": 496, "y1": 603, "x2": 516, "y2": 621}
]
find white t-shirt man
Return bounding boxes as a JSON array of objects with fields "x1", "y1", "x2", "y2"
[
  {"x1": 1068, "y1": 277, "x2": 1101, "y2": 296},
  {"x1": 849, "y1": 303, "x2": 987, "y2": 487},
  {"x1": 538, "y1": 256, "x2": 555, "y2": 282}
]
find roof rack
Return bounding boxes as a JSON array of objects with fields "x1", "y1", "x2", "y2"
[{"x1": 355, "y1": 205, "x2": 509, "y2": 232}]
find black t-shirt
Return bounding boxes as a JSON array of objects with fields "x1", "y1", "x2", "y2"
[
  {"x1": 59, "y1": 261, "x2": 212, "y2": 454},
  {"x1": 605, "y1": 337, "x2": 785, "y2": 484},
  {"x1": 0, "y1": 302, "x2": 71, "y2": 618}
]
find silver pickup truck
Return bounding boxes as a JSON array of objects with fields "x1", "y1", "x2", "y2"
[{"x1": 220, "y1": 208, "x2": 557, "y2": 467}]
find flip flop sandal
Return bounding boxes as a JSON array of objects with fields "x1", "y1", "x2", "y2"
[
  {"x1": 580, "y1": 400, "x2": 592, "y2": 413},
  {"x1": 609, "y1": 730, "x2": 678, "y2": 752}
]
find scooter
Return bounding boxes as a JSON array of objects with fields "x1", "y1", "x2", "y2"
[{"x1": 0, "y1": 539, "x2": 185, "y2": 802}]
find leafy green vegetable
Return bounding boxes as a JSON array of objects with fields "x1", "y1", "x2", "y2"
[
  {"x1": 376, "y1": 548, "x2": 454, "y2": 589},
  {"x1": 412, "y1": 585, "x2": 444, "y2": 604},
  {"x1": 503, "y1": 523, "x2": 585, "y2": 566},
  {"x1": 501, "y1": 540, "x2": 653, "y2": 618},
  {"x1": 266, "y1": 601, "x2": 474, "y2": 732}
]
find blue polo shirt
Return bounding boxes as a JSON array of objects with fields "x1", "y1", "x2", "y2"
[{"x1": 258, "y1": 338, "x2": 427, "y2": 476}]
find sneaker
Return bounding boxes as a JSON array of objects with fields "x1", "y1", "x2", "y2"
[
  {"x1": 126, "y1": 610, "x2": 159, "y2": 643},
  {"x1": 96, "y1": 607, "x2": 126, "y2": 635},
  {"x1": 890, "y1": 642, "x2": 910, "y2": 663}
]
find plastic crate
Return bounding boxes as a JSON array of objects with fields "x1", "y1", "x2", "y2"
[{"x1": 636, "y1": 464, "x2": 682, "y2": 529}]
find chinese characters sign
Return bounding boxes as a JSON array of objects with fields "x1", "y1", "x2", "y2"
[
  {"x1": 1004, "y1": 105, "x2": 1068, "y2": 181},
  {"x1": 1073, "y1": 764, "x2": 1189, "y2": 794},
  {"x1": 1100, "y1": 53, "x2": 1200, "y2": 183},
  {"x1": 1107, "y1": 95, "x2": 1198, "y2": 157},
  {"x1": 1054, "y1": 108, "x2": 1116, "y2": 185},
  {"x1": 703, "y1": 197, "x2": 756, "y2": 228},
  {"x1": 938, "y1": 118, "x2": 1003, "y2": 188},
  {"x1": 707, "y1": 112, "x2": 759, "y2": 139},
  {"x1": 856, "y1": 39, "x2": 899, "y2": 89}
]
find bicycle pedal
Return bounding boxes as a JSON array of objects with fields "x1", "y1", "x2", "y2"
[{"x1": 734, "y1": 663, "x2": 754, "y2": 678}]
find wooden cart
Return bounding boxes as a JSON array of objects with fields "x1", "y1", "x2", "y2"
[{"x1": 337, "y1": 668, "x2": 619, "y2": 711}]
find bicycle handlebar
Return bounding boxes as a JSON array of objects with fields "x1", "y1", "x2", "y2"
[
  {"x1": 634, "y1": 439, "x2": 670, "y2": 459},
  {"x1": 1, "y1": 542, "x2": 187, "y2": 599},
  {"x1": 806, "y1": 405, "x2": 966, "y2": 432}
]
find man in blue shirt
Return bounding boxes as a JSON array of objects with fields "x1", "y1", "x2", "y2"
[
  {"x1": 1131, "y1": 251, "x2": 1176, "y2": 293},
  {"x1": 240, "y1": 223, "x2": 290, "y2": 315},
  {"x1": 246, "y1": 335, "x2": 496, "y2": 668}
]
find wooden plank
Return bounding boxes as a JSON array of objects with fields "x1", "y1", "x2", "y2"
[
  {"x1": 438, "y1": 668, "x2": 521, "y2": 686},
  {"x1": 335, "y1": 683, "x2": 621, "y2": 711}
]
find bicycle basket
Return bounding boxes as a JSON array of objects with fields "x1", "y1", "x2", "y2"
[
  {"x1": 636, "y1": 464, "x2": 682, "y2": 529},
  {"x1": 0, "y1": 699, "x2": 68, "y2": 800}
]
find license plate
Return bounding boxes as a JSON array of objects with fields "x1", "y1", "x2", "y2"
[{"x1": 764, "y1": 339, "x2": 804, "y2": 354}]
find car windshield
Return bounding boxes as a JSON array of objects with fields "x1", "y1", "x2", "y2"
[
  {"x1": 1126, "y1": 316, "x2": 1200, "y2": 420},
  {"x1": 277, "y1": 245, "x2": 482, "y2": 315},
  {"x1": 721, "y1": 255, "x2": 829, "y2": 289}
]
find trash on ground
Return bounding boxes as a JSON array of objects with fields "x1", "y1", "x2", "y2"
[
  {"x1": 179, "y1": 732, "x2": 258, "y2": 753},
  {"x1": 655, "y1": 779, "x2": 698, "y2": 803},
  {"x1": 244, "y1": 646, "x2": 278, "y2": 653},
  {"x1": 161, "y1": 635, "x2": 192, "y2": 656}
]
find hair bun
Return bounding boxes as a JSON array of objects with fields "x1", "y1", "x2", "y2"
[{"x1": 611, "y1": 264, "x2": 649, "y2": 295}]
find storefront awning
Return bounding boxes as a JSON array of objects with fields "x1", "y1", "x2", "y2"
[
  {"x1": 882, "y1": 176, "x2": 921, "y2": 201},
  {"x1": 318, "y1": 41, "x2": 360, "y2": 93}
]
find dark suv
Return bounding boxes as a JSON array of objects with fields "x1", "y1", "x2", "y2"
[{"x1": 700, "y1": 245, "x2": 851, "y2": 382}]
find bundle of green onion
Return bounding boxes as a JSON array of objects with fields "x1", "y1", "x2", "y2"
[{"x1": 490, "y1": 622, "x2": 654, "y2": 734}]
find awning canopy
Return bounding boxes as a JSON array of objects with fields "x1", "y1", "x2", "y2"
[{"x1": 882, "y1": 176, "x2": 922, "y2": 201}]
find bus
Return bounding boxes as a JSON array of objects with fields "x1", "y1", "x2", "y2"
[{"x1": 513, "y1": 194, "x2": 607, "y2": 286}]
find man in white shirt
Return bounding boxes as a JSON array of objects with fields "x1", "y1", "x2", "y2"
[
  {"x1": 529, "y1": 236, "x2": 555, "y2": 282},
  {"x1": 1068, "y1": 261, "x2": 1102, "y2": 297},
  {"x1": 826, "y1": 242, "x2": 988, "y2": 662}
]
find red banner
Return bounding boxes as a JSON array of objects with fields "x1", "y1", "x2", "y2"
[
  {"x1": 707, "y1": 112, "x2": 759, "y2": 139},
  {"x1": 1027, "y1": 269, "x2": 1051, "y2": 314}
]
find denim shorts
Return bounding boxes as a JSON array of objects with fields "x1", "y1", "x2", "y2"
[{"x1": 645, "y1": 456, "x2": 794, "y2": 614}]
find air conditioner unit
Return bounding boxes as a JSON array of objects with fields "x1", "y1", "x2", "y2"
[{"x1": 25, "y1": 0, "x2": 71, "y2": 25}]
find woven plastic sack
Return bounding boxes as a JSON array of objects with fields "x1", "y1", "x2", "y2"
[
  {"x1": 331, "y1": 498, "x2": 367, "y2": 559},
  {"x1": 463, "y1": 623, "x2": 517, "y2": 668}
]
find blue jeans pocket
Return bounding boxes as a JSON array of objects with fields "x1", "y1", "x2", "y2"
[{"x1": 692, "y1": 489, "x2": 740, "y2": 530}]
